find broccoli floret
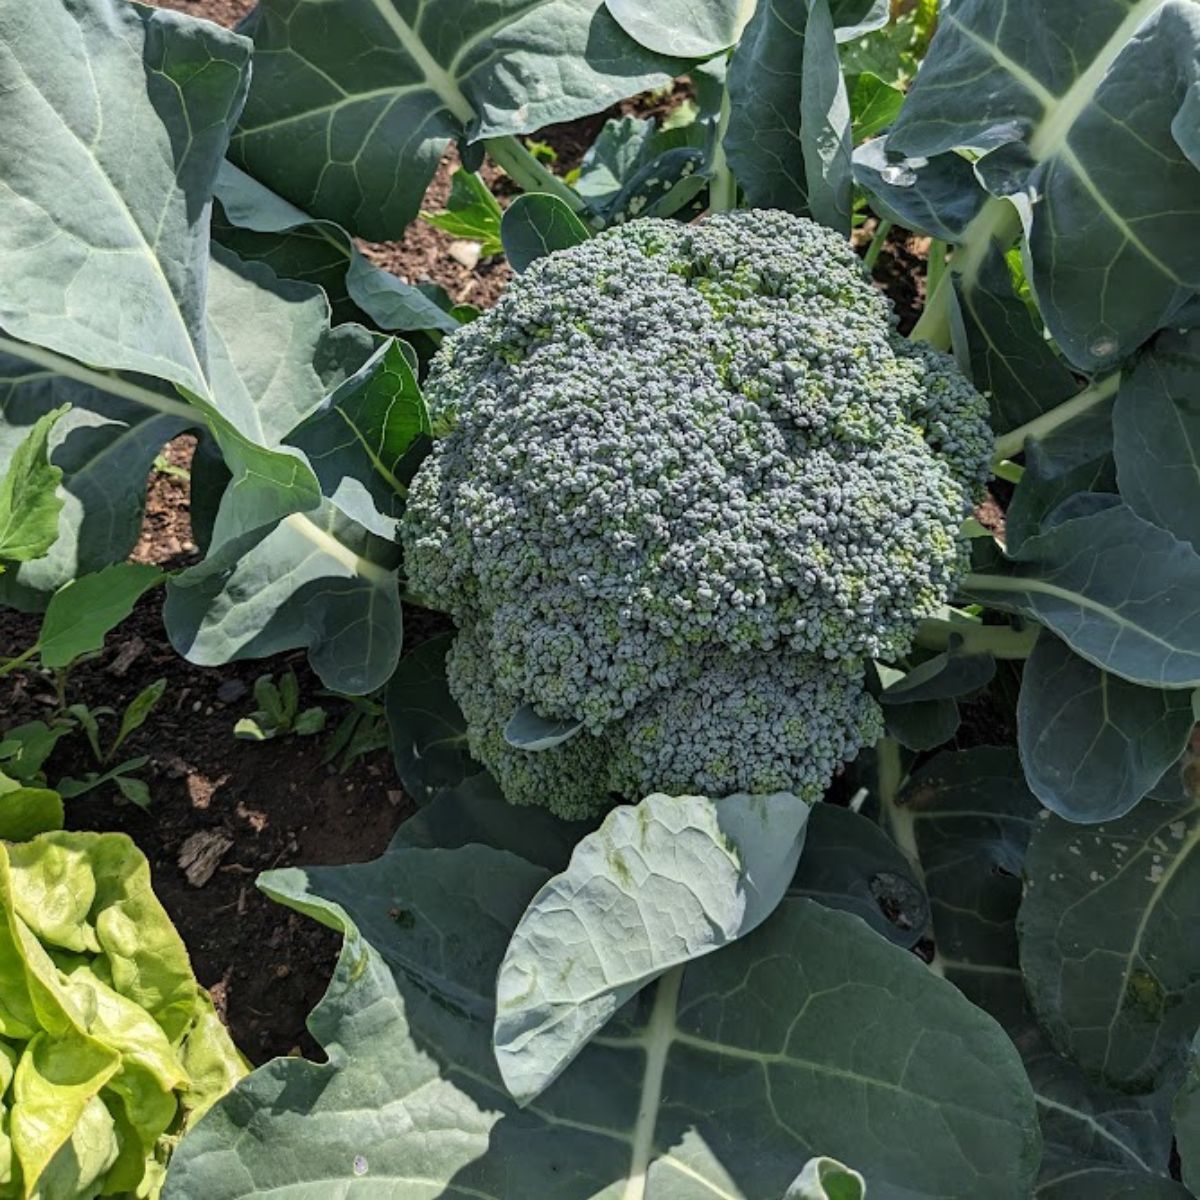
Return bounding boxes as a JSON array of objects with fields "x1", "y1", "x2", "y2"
[
  {"x1": 609, "y1": 651, "x2": 884, "y2": 804},
  {"x1": 403, "y1": 209, "x2": 991, "y2": 814},
  {"x1": 447, "y1": 620, "x2": 617, "y2": 820},
  {"x1": 447, "y1": 619, "x2": 884, "y2": 821}
]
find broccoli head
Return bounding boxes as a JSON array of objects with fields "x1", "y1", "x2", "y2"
[{"x1": 403, "y1": 209, "x2": 991, "y2": 818}]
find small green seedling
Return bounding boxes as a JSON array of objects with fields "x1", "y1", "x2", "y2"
[
  {"x1": 235, "y1": 669, "x2": 327, "y2": 742},
  {"x1": 56, "y1": 677, "x2": 167, "y2": 808},
  {"x1": 0, "y1": 679, "x2": 166, "y2": 812},
  {"x1": 420, "y1": 169, "x2": 504, "y2": 257},
  {"x1": 320, "y1": 692, "x2": 389, "y2": 772}
]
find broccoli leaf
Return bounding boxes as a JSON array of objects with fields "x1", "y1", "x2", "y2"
[
  {"x1": 727, "y1": 0, "x2": 842, "y2": 218},
  {"x1": 963, "y1": 504, "x2": 1200, "y2": 689},
  {"x1": 494, "y1": 790, "x2": 811, "y2": 1102},
  {"x1": 1018, "y1": 794, "x2": 1200, "y2": 1091},
  {"x1": 1113, "y1": 328, "x2": 1200, "y2": 553},
  {"x1": 384, "y1": 634, "x2": 475, "y2": 804},
  {"x1": 950, "y1": 240, "x2": 1080, "y2": 435},
  {"x1": 605, "y1": 0, "x2": 752, "y2": 57},
  {"x1": 501, "y1": 195, "x2": 592, "y2": 273},
  {"x1": 881, "y1": 0, "x2": 1200, "y2": 372},
  {"x1": 213, "y1": 162, "x2": 459, "y2": 334},
  {"x1": 229, "y1": 0, "x2": 679, "y2": 239},
  {"x1": 896, "y1": 748, "x2": 1040, "y2": 1029},
  {"x1": 1035, "y1": 1172, "x2": 1191, "y2": 1199},
  {"x1": 0, "y1": 360, "x2": 192, "y2": 605},
  {"x1": 789, "y1": 801, "x2": 929, "y2": 949},
  {"x1": 165, "y1": 501, "x2": 402, "y2": 696},
  {"x1": 1017, "y1": 634, "x2": 1196, "y2": 823},
  {"x1": 784, "y1": 1156, "x2": 866, "y2": 1200},
  {"x1": 0, "y1": 0, "x2": 250, "y2": 400},
  {"x1": 502, "y1": 705, "x2": 584, "y2": 751},
  {"x1": 163, "y1": 841, "x2": 1040, "y2": 1200},
  {"x1": 1176, "y1": 1031, "x2": 1200, "y2": 1194}
]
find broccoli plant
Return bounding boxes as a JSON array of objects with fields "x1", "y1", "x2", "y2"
[{"x1": 0, "y1": 0, "x2": 1198, "y2": 1196}]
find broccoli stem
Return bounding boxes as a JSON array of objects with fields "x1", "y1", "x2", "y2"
[
  {"x1": 914, "y1": 618, "x2": 1040, "y2": 659},
  {"x1": 992, "y1": 459, "x2": 1025, "y2": 484},
  {"x1": 990, "y1": 374, "x2": 1121, "y2": 462},
  {"x1": 909, "y1": 264, "x2": 953, "y2": 347},
  {"x1": 706, "y1": 89, "x2": 738, "y2": 213},
  {"x1": 484, "y1": 136, "x2": 588, "y2": 214},
  {"x1": 925, "y1": 238, "x2": 948, "y2": 297},
  {"x1": 909, "y1": 198, "x2": 1024, "y2": 351},
  {"x1": 862, "y1": 219, "x2": 893, "y2": 271},
  {"x1": 876, "y1": 737, "x2": 946, "y2": 976}
]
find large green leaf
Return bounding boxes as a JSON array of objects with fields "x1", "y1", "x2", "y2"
[
  {"x1": 495, "y1": 790, "x2": 811, "y2": 1103},
  {"x1": 500, "y1": 194, "x2": 592, "y2": 273},
  {"x1": 0, "y1": 0, "x2": 250, "y2": 400},
  {"x1": 164, "y1": 500, "x2": 402, "y2": 695},
  {"x1": 884, "y1": 0, "x2": 1200, "y2": 372},
  {"x1": 1034, "y1": 1170, "x2": 1192, "y2": 1198},
  {"x1": 1176, "y1": 1030, "x2": 1200, "y2": 1193},
  {"x1": 231, "y1": 0, "x2": 679, "y2": 239},
  {"x1": 1018, "y1": 634, "x2": 1196, "y2": 823},
  {"x1": 1027, "y1": 1036, "x2": 1177, "y2": 1186},
  {"x1": 1113, "y1": 328, "x2": 1200, "y2": 552},
  {"x1": 951, "y1": 241, "x2": 1080, "y2": 434},
  {"x1": 164, "y1": 843, "x2": 1040, "y2": 1199},
  {"x1": 897, "y1": 747, "x2": 1040, "y2": 1027},
  {"x1": 789, "y1": 801, "x2": 928, "y2": 949},
  {"x1": 1018, "y1": 795, "x2": 1200, "y2": 1090},
  {"x1": 287, "y1": 338, "x2": 430, "y2": 540},
  {"x1": 726, "y1": 0, "x2": 865, "y2": 218},
  {"x1": 392, "y1": 773, "x2": 593, "y2": 870},
  {"x1": 896, "y1": 756, "x2": 1182, "y2": 1191},
  {"x1": 853, "y1": 137, "x2": 986, "y2": 245},
  {"x1": 963, "y1": 504, "x2": 1200, "y2": 689},
  {"x1": 200, "y1": 247, "x2": 376, "y2": 542},
  {"x1": 213, "y1": 162, "x2": 458, "y2": 333},
  {"x1": 605, "y1": 0, "x2": 752, "y2": 57},
  {"x1": 1, "y1": 249, "x2": 385, "y2": 666},
  {"x1": 383, "y1": 632, "x2": 476, "y2": 804},
  {"x1": 1005, "y1": 441, "x2": 1116, "y2": 556}
]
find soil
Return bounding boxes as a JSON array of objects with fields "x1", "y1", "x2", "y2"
[
  {"x1": 1, "y1": 0, "x2": 993, "y2": 1066},
  {"x1": 0, "y1": 475, "x2": 410, "y2": 1061}
]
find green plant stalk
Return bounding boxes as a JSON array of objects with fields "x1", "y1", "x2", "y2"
[
  {"x1": 991, "y1": 374, "x2": 1121, "y2": 462},
  {"x1": 910, "y1": 198, "x2": 1024, "y2": 350},
  {"x1": 706, "y1": 88, "x2": 738, "y2": 214},
  {"x1": 484, "y1": 136, "x2": 587, "y2": 214},
  {"x1": 876, "y1": 737, "x2": 945, "y2": 977},
  {"x1": 992, "y1": 459, "x2": 1025, "y2": 484},
  {"x1": 909, "y1": 263, "x2": 953, "y2": 347},
  {"x1": 863, "y1": 219, "x2": 893, "y2": 271},
  {"x1": 925, "y1": 238, "x2": 948, "y2": 297},
  {"x1": 914, "y1": 618, "x2": 1040, "y2": 659},
  {"x1": 0, "y1": 643, "x2": 38, "y2": 678}
]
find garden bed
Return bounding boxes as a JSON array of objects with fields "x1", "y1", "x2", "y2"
[{"x1": 0, "y1": 0, "x2": 945, "y2": 1065}]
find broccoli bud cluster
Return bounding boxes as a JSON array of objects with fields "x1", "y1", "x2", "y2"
[{"x1": 403, "y1": 210, "x2": 991, "y2": 819}]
